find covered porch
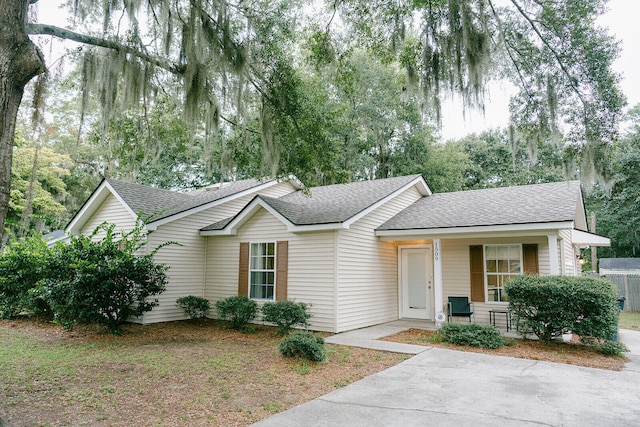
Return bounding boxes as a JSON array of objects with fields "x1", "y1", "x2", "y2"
[{"x1": 382, "y1": 229, "x2": 611, "y2": 327}]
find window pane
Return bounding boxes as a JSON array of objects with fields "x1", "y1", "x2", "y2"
[
  {"x1": 509, "y1": 245, "x2": 520, "y2": 259},
  {"x1": 266, "y1": 243, "x2": 275, "y2": 255},
  {"x1": 484, "y1": 244, "x2": 521, "y2": 303},
  {"x1": 496, "y1": 246, "x2": 509, "y2": 259},
  {"x1": 265, "y1": 285, "x2": 274, "y2": 300},
  {"x1": 265, "y1": 256, "x2": 274, "y2": 270},
  {"x1": 509, "y1": 260, "x2": 521, "y2": 273},
  {"x1": 487, "y1": 275, "x2": 498, "y2": 287},
  {"x1": 486, "y1": 245, "x2": 496, "y2": 259}
]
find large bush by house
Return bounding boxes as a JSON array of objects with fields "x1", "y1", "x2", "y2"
[
  {"x1": 42, "y1": 221, "x2": 171, "y2": 334},
  {"x1": 0, "y1": 235, "x2": 51, "y2": 319},
  {"x1": 506, "y1": 275, "x2": 619, "y2": 343}
]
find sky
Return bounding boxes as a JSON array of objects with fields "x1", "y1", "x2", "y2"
[
  {"x1": 439, "y1": 0, "x2": 640, "y2": 139},
  {"x1": 35, "y1": 0, "x2": 640, "y2": 140}
]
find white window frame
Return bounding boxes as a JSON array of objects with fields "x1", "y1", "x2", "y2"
[
  {"x1": 483, "y1": 244, "x2": 523, "y2": 304},
  {"x1": 249, "y1": 241, "x2": 276, "y2": 301}
]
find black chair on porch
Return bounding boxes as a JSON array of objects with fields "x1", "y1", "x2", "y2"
[{"x1": 447, "y1": 296, "x2": 474, "y2": 323}]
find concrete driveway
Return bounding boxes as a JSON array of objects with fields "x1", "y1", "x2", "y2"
[{"x1": 253, "y1": 329, "x2": 640, "y2": 426}]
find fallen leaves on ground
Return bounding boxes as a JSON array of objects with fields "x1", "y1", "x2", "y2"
[{"x1": 0, "y1": 319, "x2": 408, "y2": 427}]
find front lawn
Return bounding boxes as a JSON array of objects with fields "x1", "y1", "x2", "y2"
[
  {"x1": 0, "y1": 319, "x2": 408, "y2": 427},
  {"x1": 619, "y1": 312, "x2": 640, "y2": 331}
]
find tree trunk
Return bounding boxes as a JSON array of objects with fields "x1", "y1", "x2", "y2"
[{"x1": 0, "y1": 0, "x2": 45, "y2": 245}]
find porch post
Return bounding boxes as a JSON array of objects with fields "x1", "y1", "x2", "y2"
[
  {"x1": 433, "y1": 239, "x2": 444, "y2": 322},
  {"x1": 547, "y1": 234, "x2": 560, "y2": 275}
]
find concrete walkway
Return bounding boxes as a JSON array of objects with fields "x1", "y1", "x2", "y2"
[
  {"x1": 253, "y1": 325, "x2": 640, "y2": 426},
  {"x1": 323, "y1": 319, "x2": 435, "y2": 354}
]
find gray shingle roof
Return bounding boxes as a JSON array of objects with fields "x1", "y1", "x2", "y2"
[
  {"x1": 271, "y1": 174, "x2": 422, "y2": 225},
  {"x1": 377, "y1": 180, "x2": 582, "y2": 231},
  {"x1": 106, "y1": 178, "x2": 271, "y2": 222},
  {"x1": 599, "y1": 258, "x2": 640, "y2": 271},
  {"x1": 200, "y1": 174, "x2": 424, "y2": 231}
]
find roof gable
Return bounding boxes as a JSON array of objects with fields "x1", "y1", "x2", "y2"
[
  {"x1": 67, "y1": 177, "x2": 291, "y2": 235},
  {"x1": 378, "y1": 180, "x2": 583, "y2": 232},
  {"x1": 201, "y1": 175, "x2": 431, "y2": 234}
]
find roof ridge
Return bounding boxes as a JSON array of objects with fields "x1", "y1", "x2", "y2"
[{"x1": 434, "y1": 180, "x2": 580, "y2": 196}]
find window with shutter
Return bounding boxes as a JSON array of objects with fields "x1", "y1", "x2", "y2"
[
  {"x1": 469, "y1": 243, "x2": 539, "y2": 303},
  {"x1": 249, "y1": 242, "x2": 275, "y2": 300}
]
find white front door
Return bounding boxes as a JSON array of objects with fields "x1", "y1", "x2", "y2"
[{"x1": 401, "y1": 247, "x2": 433, "y2": 319}]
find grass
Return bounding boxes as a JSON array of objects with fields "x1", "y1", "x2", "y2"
[
  {"x1": 619, "y1": 312, "x2": 640, "y2": 330},
  {"x1": 0, "y1": 318, "x2": 408, "y2": 426}
]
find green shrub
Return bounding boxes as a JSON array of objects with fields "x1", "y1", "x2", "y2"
[
  {"x1": 261, "y1": 300, "x2": 311, "y2": 335},
  {"x1": 506, "y1": 275, "x2": 619, "y2": 343},
  {"x1": 214, "y1": 295, "x2": 258, "y2": 330},
  {"x1": 42, "y1": 220, "x2": 170, "y2": 334},
  {"x1": 597, "y1": 340, "x2": 629, "y2": 357},
  {"x1": 439, "y1": 323, "x2": 504, "y2": 349},
  {"x1": 279, "y1": 331, "x2": 326, "y2": 362},
  {"x1": 176, "y1": 295, "x2": 211, "y2": 319},
  {"x1": 0, "y1": 235, "x2": 51, "y2": 319}
]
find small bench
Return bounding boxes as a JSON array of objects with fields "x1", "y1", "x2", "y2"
[{"x1": 489, "y1": 310, "x2": 511, "y2": 331}]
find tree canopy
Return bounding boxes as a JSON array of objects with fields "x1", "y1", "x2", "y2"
[{"x1": 0, "y1": 0, "x2": 628, "y2": 244}]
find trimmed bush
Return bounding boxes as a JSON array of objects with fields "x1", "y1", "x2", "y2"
[
  {"x1": 506, "y1": 275, "x2": 619, "y2": 343},
  {"x1": 279, "y1": 331, "x2": 326, "y2": 361},
  {"x1": 176, "y1": 295, "x2": 211, "y2": 319},
  {"x1": 597, "y1": 340, "x2": 629, "y2": 357},
  {"x1": 439, "y1": 323, "x2": 504, "y2": 349},
  {"x1": 261, "y1": 300, "x2": 311, "y2": 335},
  {"x1": 0, "y1": 235, "x2": 51, "y2": 319},
  {"x1": 215, "y1": 295, "x2": 258, "y2": 330}
]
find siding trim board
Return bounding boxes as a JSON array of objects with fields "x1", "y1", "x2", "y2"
[{"x1": 376, "y1": 222, "x2": 575, "y2": 239}]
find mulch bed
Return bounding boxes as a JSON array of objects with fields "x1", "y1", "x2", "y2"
[{"x1": 381, "y1": 328, "x2": 628, "y2": 371}]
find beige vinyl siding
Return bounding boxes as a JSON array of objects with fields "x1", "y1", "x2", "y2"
[
  {"x1": 80, "y1": 193, "x2": 136, "y2": 236},
  {"x1": 440, "y1": 236, "x2": 549, "y2": 325},
  {"x1": 142, "y1": 181, "x2": 298, "y2": 324},
  {"x1": 335, "y1": 186, "x2": 424, "y2": 332},
  {"x1": 206, "y1": 208, "x2": 337, "y2": 332},
  {"x1": 558, "y1": 229, "x2": 579, "y2": 276}
]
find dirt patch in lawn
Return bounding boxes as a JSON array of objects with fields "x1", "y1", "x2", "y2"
[
  {"x1": 381, "y1": 328, "x2": 627, "y2": 371},
  {"x1": 0, "y1": 319, "x2": 408, "y2": 427}
]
